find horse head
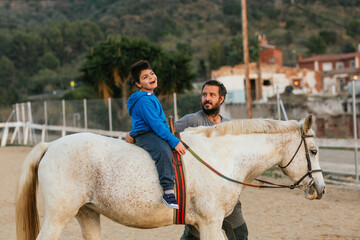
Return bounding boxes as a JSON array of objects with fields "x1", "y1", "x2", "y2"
[{"x1": 279, "y1": 114, "x2": 326, "y2": 200}]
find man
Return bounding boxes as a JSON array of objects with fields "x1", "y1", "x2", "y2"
[
  {"x1": 176, "y1": 80, "x2": 248, "y2": 240},
  {"x1": 126, "y1": 80, "x2": 248, "y2": 239}
]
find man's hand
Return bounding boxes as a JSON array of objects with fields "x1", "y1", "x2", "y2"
[
  {"x1": 125, "y1": 132, "x2": 135, "y2": 144},
  {"x1": 175, "y1": 142, "x2": 186, "y2": 155}
]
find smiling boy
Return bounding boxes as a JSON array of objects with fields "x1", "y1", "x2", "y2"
[{"x1": 126, "y1": 60, "x2": 186, "y2": 209}]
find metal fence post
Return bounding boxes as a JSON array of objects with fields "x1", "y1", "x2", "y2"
[
  {"x1": 84, "y1": 99, "x2": 88, "y2": 129},
  {"x1": 14, "y1": 104, "x2": 21, "y2": 144},
  {"x1": 62, "y1": 99, "x2": 66, "y2": 137},
  {"x1": 21, "y1": 103, "x2": 26, "y2": 144},
  {"x1": 279, "y1": 99, "x2": 288, "y2": 121},
  {"x1": 44, "y1": 101, "x2": 48, "y2": 142},
  {"x1": 173, "y1": 92, "x2": 178, "y2": 121},
  {"x1": 108, "y1": 98, "x2": 112, "y2": 132},
  {"x1": 27, "y1": 101, "x2": 37, "y2": 144},
  {"x1": 352, "y1": 76, "x2": 359, "y2": 181},
  {"x1": 276, "y1": 86, "x2": 281, "y2": 120}
]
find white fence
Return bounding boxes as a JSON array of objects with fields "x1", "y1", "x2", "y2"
[
  {"x1": 0, "y1": 95, "x2": 359, "y2": 180},
  {"x1": 0, "y1": 94, "x2": 206, "y2": 147},
  {"x1": 0, "y1": 121, "x2": 127, "y2": 147},
  {"x1": 0, "y1": 99, "x2": 130, "y2": 146}
]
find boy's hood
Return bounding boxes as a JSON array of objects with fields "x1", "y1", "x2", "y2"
[{"x1": 127, "y1": 90, "x2": 153, "y2": 115}]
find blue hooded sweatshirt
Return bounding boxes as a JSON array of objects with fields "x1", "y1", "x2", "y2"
[{"x1": 127, "y1": 90, "x2": 180, "y2": 149}]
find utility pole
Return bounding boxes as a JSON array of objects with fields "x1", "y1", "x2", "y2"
[{"x1": 241, "y1": 0, "x2": 252, "y2": 118}]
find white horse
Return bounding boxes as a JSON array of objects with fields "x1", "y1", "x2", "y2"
[{"x1": 16, "y1": 114, "x2": 325, "y2": 240}]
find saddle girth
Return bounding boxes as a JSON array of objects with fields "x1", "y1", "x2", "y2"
[{"x1": 169, "y1": 116, "x2": 186, "y2": 224}]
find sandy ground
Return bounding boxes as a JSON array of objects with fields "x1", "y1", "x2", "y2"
[{"x1": 1, "y1": 146, "x2": 359, "y2": 240}]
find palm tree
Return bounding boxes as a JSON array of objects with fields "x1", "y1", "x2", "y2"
[{"x1": 79, "y1": 36, "x2": 163, "y2": 116}]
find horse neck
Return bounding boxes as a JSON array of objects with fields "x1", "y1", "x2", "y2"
[
  {"x1": 234, "y1": 130, "x2": 298, "y2": 183},
  {"x1": 181, "y1": 129, "x2": 299, "y2": 185}
]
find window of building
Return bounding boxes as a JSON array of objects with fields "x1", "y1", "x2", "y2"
[
  {"x1": 263, "y1": 79, "x2": 271, "y2": 86},
  {"x1": 336, "y1": 62, "x2": 344, "y2": 69},
  {"x1": 322, "y1": 62, "x2": 333, "y2": 71},
  {"x1": 350, "y1": 60, "x2": 355, "y2": 68},
  {"x1": 269, "y1": 57, "x2": 276, "y2": 63},
  {"x1": 339, "y1": 78, "x2": 346, "y2": 91}
]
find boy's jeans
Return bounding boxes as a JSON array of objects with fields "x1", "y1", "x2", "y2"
[{"x1": 134, "y1": 131, "x2": 175, "y2": 191}]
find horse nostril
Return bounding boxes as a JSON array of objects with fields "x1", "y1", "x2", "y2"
[{"x1": 322, "y1": 187, "x2": 326, "y2": 194}]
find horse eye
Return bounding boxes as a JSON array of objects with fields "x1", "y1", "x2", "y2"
[{"x1": 310, "y1": 149, "x2": 317, "y2": 155}]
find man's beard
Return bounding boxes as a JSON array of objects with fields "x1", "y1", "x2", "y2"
[{"x1": 202, "y1": 101, "x2": 221, "y2": 116}]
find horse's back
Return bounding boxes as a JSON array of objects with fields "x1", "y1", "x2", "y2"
[{"x1": 38, "y1": 133, "x2": 173, "y2": 227}]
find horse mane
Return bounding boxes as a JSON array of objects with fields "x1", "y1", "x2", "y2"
[{"x1": 187, "y1": 118, "x2": 300, "y2": 137}]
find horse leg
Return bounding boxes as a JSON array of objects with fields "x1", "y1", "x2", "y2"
[
  {"x1": 75, "y1": 206, "x2": 101, "y2": 240},
  {"x1": 36, "y1": 187, "x2": 86, "y2": 239},
  {"x1": 198, "y1": 221, "x2": 226, "y2": 240},
  {"x1": 36, "y1": 209, "x2": 77, "y2": 240}
]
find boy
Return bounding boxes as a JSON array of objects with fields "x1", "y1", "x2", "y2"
[{"x1": 126, "y1": 60, "x2": 186, "y2": 209}]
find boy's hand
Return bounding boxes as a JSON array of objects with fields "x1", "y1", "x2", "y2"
[
  {"x1": 175, "y1": 142, "x2": 186, "y2": 155},
  {"x1": 125, "y1": 132, "x2": 134, "y2": 144}
]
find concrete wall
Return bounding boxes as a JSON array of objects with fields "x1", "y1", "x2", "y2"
[{"x1": 220, "y1": 96, "x2": 360, "y2": 139}]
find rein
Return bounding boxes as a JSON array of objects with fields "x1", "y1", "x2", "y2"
[{"x1": 181, "y1": 128, "x2": 322, "y2": 190}]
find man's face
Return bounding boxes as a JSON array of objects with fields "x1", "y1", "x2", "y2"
[
  {"x1": 201, "y1": 85, "x2": 224, "y2": 116},
  {"x1": 135, "y1": 68, "x2": 158, "y2": 92}
]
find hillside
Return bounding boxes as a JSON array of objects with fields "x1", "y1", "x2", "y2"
[
  {"x1": 1, "y1": 0, "x2": 359, "y2": 61},
  {"x1": 0, "y1": 0, "x2": 359, "y2": 104}
]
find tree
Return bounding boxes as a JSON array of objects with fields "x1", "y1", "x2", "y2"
[
  {"x1": 176, "y1": 42, "x2": 193, "y2": 58},
  {"x1": 79, "y1": 35, "x2": 194, "y2": 116},
  {"x1": 216, "y1": 36, "x2": 259, "y2": 68},
  {"x1": 208, "y1": 41, "x2": 225, "y2": 70},
  {"x1": 197, "y1": 59, "x2": 207, "y2": 82},
  {"x1": 226, "y1": 36, "x2": 243, "y2": 66},
  {"x1": 8, "y1": 31, "x2": 43, "y2": 75},
  {"x1": 80, "y1": 35, "x2": 193, "y2": 116},
  {"x1": 222, "y1": 0, "x2": 242, "y2": 15},
  {"x1": 57, "y1": 21, "x2": 103, "y2": 64},
  {"x1": 0, "y1": 30, "x2": 12, "y2": 57},
  {"x1": 319, "y1": 30, "x2": 337, "y2": 45},
  {"x1": 38, "y1": 52, "x2": 60, "y2": 70},
  {"x1": 306, "y1": 35, "x2": 327, "y2": 55},
  {"x1": 40, "y1": 24, "x2": 64, "y2": 64},
  {"x1": 145, "y1": 14, "x2": 180, "y2": 42},
  {"x1": 340, "y1": 40, "x2": 356, "y2": 53},
  {"x1": 208, "y1": 36, "x2": 260, "y2": 70},
  {"x1": 0, "y1": 56, "x2": 18, "y2": 104},
  {"x1": 155, "y1": 51, "x2": 194, "y2": 95},
  {"x1": 345, "y1": 19, "x2": 360, "y2": 39},
  {"x1": 28, "y1": 69, "x2": 57, "y2": 94}
]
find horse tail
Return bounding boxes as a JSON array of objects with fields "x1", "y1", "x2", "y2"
[{"x1": 16, "y1": 142, "x2": 49, "y2": 240}]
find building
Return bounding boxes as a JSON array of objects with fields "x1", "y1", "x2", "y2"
[
  {"x1": 298, "y1": 52, "x2": 360, "y2": 95},
  {"x1": 211, "y1": 63, "x2": 321, "y2": 104},
  {"x1": 258, "y1": 35, "x2": 283, "y2": 66},
  {"x1": 211, "y1": 37, "x2": 322, "y2": 104}
]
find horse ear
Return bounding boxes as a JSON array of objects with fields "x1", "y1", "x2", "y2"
[{"x1": 303, "y1": 114, "x2": 313, "y2": 133}]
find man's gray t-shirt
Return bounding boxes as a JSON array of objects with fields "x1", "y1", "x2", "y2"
[
  {"x1": 175, "y1": 110, "x2": 245, "y2": 240},
  {"x1": 175, "y1": 110, "x2": 230, "y2": 132}
]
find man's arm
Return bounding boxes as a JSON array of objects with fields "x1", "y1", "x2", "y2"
[{"x1": 175, "y1": 115, "x2": 191, "y2": 132}]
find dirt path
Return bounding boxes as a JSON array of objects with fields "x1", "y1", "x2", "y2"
[{"x1": 1, "y1": 146, "x2": 359, "y2": 239}]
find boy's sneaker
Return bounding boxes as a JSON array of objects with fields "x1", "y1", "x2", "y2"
[{"x1": 162, "y1": 193, "x2": 179, "y2": 209}]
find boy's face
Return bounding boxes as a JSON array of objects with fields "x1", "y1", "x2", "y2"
[{"x1": 135, "y1": 68, "x2": 157, "y2": 93}]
